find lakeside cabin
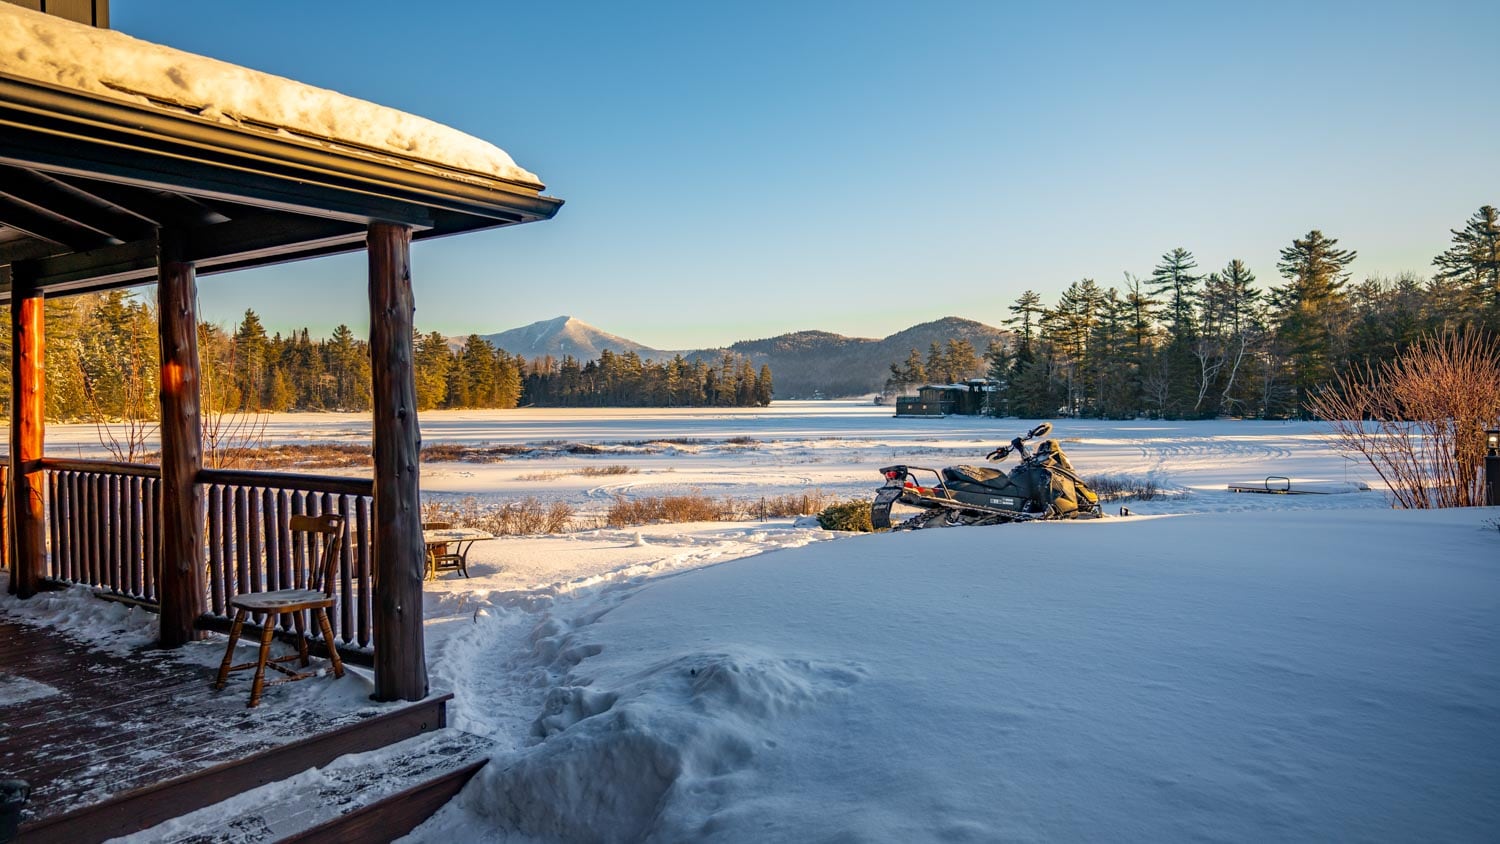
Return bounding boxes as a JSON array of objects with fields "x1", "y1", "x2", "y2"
[
  {"x1": 894, "y1": 379, "x2": 999, "y2": 417},
  {"x1": 0, "y1": 2, "x2": 561, "y2": 839}
]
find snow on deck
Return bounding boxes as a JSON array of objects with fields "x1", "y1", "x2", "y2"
[{"x1": 0, "y1": 4, "x2": 539, "y2": 185}]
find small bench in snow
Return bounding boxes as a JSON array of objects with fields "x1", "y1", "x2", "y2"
[{"x1": 1228, "y1": 476, "x2": 1371, "y2": 495}]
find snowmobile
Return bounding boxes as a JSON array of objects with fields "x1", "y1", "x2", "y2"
[{"x1": 871, "y1": 423, "x2": 1102, "y2": 530}]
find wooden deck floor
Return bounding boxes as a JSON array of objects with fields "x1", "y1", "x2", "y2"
[{"x1": 0, "y1": 611, "x2": 439, "y2": 840}]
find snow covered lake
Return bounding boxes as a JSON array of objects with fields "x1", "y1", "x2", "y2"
[{"x1": 33, "y1": 403, "x2": 1500, "y2": 841}]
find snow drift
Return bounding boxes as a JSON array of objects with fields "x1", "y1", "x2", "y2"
[{"x1": 418, "y1": 507, "x2": 1500, "y2": 842}]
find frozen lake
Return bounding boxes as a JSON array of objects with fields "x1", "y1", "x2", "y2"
[{"x1": 49, "y1": 400, "x2": 1387, "y2": 519}]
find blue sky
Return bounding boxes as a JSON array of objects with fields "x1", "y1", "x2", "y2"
[{"x1": 113, "y1": 1, "x2": 1499, "y2": 349}]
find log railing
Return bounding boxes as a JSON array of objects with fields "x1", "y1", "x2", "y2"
[
  {"x1": 199, "y1": 468, "x2": 375, "y2": 650},
  {"x1": 42, "y1": 458, "x2": 161, "y2": 604},
  {"x1": 38, "y1": 459, "x2": 376, "y2": 650}
]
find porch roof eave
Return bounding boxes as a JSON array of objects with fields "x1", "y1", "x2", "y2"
[{"x1": 0, "y1": 73, "x2": 564, "y2": 301}]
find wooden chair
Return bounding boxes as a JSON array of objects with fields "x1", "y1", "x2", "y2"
[{"x1": 214, "y1": 513, "x2": 347, "y2": 707}]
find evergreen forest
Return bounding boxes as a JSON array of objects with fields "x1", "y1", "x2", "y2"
[
  {"x1": 0, "y1": 304, "x2": 771, "y2": 424},
  {"x1": 887, "y1": 207, "x2": 1500, "y2": 419}
]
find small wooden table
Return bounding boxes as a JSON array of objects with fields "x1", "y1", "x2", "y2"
[{"x1": 421, "y1": 527, "x2": 494, "y2": 579}]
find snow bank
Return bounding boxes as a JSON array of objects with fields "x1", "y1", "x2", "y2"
[
  {"x1": 0, "y1": 3, "x2": 539, "y2": 185},
  {"x1": 451, "y1": 603, "x2": 864, "y2": 842},
  {"x1": 416, "y1": 506, "x2": 1500, "y2": 842}
]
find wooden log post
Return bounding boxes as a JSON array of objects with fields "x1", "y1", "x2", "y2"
[
  {"x1": 8, "y1": 264, "x2": 45, "y2": 599},
  {"x1": 156, "y1": 228, "x2": 205, "y2": 646},
  {"x1": 367, "y1": 221, "x2": 428, "y2": 701}
]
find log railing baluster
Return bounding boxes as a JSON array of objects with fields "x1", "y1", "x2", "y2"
[
  {"x1": 356, "y1": 496, "x2": 371, "y2": 648},
  {"x1": 207, "y1": 484, "x2": 224, "y2": 615},
  {"x1": 46, "y1": 471, "x2": 58, "y2": 580},
  {"x1": 107, "y1": 473, "x2": 119, "y2": 592}
]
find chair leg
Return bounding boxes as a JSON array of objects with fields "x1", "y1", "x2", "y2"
[
  {"x1": 315, "y1": 609, "x2": 345, "y2": 679},
  {"x1": 214, "y1": 609, "x2": 247, "y2": 690},
  {"x1": 248, "y1": 617, "x2": 278, "y2": 708},
  {"x1": 292, "y1": 610, "x2": 310, "y2": 667}
]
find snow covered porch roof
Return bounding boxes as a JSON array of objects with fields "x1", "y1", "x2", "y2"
[{"x1": 0, "y1": 3, "x2": 562, "y2": 301}]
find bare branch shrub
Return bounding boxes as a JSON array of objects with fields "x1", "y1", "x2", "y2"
[
  {"x1": 1085, "y1": 474, "x2": 1165, "y2": 502},
  {"x1": 515, "y1": 470, "x2": 569, "y2": 482},
  {"x1": 606, "y1": 493, "x2": 736, "y2": 526},
  {"x1": 421, "y1": 496, "x2": 575, "y2": 536},
  {"x1": 1310, "y1": 327, "x2": 1500, "y2": 508},
  {"x1": 236, "y1": 443, "x2": 370, "y2": 469},
  {"x1": 420, "y1": 443, "x2": 471, "y2": 462},
  {"x1": 749, "y1": 490, "x2": 838, "y2": 519},
  {"x1": 579, "y1": 465, "x2": 637, "y2": 477}
]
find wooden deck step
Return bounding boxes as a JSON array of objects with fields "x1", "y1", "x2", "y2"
[
  {"x1": 113, "y1": 728, "x2": 493, "y2": 843},
  {"x1": 17, "y1": 694, "x2": 455, "y2": 844}
]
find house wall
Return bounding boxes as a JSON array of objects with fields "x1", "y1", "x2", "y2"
[{"x1": 2, "y1": 0, "x2": 108, "y2": 27}]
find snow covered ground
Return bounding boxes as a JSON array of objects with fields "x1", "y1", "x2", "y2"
[{"x1": 25, "y1": 404, "x2": 1500, "y2": 841}]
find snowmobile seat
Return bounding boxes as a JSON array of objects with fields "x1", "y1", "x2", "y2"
[{"x1": 943, "y1": 465, "x2": 1006, "y2": 485}]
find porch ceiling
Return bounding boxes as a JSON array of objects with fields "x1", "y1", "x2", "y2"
[{"x1": 0, "y1": 74, "x2": 563, "y2": 301}]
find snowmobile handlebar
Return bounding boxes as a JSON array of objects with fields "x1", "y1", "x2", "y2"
[{"x1": 987, "y1": 422, "x2": 1054, "y2": 462}]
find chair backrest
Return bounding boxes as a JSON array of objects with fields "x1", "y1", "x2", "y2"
[
  {"x1": 422, "y1": 521, "x2": 451, "y2": 531},
  {"x1": 289, "y1": 513, "x2": 345, "y2": 597}
]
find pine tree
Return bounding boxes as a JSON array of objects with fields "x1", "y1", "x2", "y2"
[
  {"x1": 266, "y1": 366, "x2": 295, "y2": 411},
  {"x1": 1089, "y1": 289, "x2": 1134, "y2": 418},
  {"x1": 755, "y1": 365, "x2": 774, "y2": 405},
  {"x1": 282, "y1": 328, "x2": 326, "y2": 410},
  {"x1": 1273, "y1": 229, "x2": 1357, "y2": 415},
  {"x1": 899, "y1": 348, "x2": 926, "y2": 387},
  {"x1": 493, "y1": 350, "x2": 522, "y2": 408},
  {"x1": 1121, "y1": 273, "x2": 1159, "y2": 413},
  {"x1": 1432, "y1": 204, "x2": 1500, "y2": 323},
  {"x1": 736, "y1": 360, "x2": 757, "y2": 406},
  {"x1": 232, "y1": 309, "x2": 269, "y2": 410},
  {"x1": 1047, "y1": 280, "x2": 1104, "y2": 415},
  {"x1": 1219, "y1": 259, "x2": 1260, "y2": 337},
  {"x1": 1149, "y1": 248, "x2": 1201, "y2": 339},
  {"x1": 458, "y1": 335, "x2": 499, "y2": 407},
  {"x1": 413, "y1": 330, "x2": 453, "y2": 411},
  {"x1": 325, "y1": 324, "x2": 368, "y2": 411},
  {"x1": 1201, "y1": 260, "x2": 1264, "y2": 417},
  {"x1": 944, "y1": 339, "x2": 981, "y2": 380},
  {"x1": 1005, "y1": 290, "x2": 1044, "y2": 361}
]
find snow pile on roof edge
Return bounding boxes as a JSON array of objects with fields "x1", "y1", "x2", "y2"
[{"x1": 0, "y1": 4, "x2": 540, "y2": 186}]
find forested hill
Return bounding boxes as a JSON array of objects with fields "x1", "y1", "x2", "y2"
[{"x1": 709, "y1": 317, "x2": 1010, "y2": 398}]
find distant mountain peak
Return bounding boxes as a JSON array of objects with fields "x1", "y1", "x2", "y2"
[
  {"x1": 483, "y1": 316, "x2": 662, "y2": 361},
  {"x1": 479, "y1": 314, "x2": 1010, "y2": 397}
]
